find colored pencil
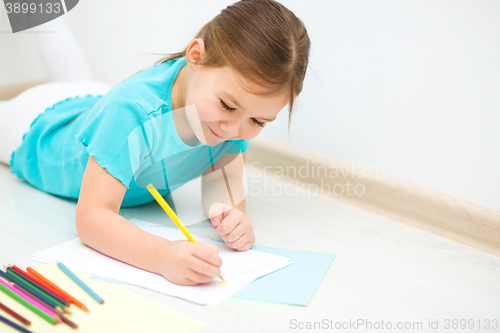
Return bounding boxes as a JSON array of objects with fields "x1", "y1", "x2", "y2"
[
  {"x1": 0, "y1": 314, "x2": 34, "y2": 333},
  {"x1": 0, "y1": 272, "x2": 60, "y2": 320},
  {"x1": 12, "y1": 281, "x2": 68, "y2": 318},
  {"x1": 6, "y1": 266, "x2": 69, "y2": 309},
  {"x1": 0, "y1": 301, "x2": 31, "y2": 326},
  {"x1": 146, "y1": 183, "x2": 225, "y2": 281},
  {"x1": 0, "y1": 278, "x2": 58, "y2": 324},
  {"x1": 55, "y1": 308, "x2": 78, "y2": 329},
  {"x1": 0, "y1": 279, "x2": 60, "y2": 321},
  {"x1": 57, "y1": 262, "x2": 104, "y2": 304},
  {"x1": 4, "y1": 269, "x2": 66, "y2": 310},
  {"x1": 10, "y1": 265, "x2": 71, "y2": 304},
  {"x1": 27, "y1": 267, "x2": 89, "y2": 312}
]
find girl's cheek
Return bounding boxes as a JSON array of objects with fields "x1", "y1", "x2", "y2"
[
  {"x1": 241, "y1": 126, "x2": 262, "y2": 140},
  {"x1": 190, "y1": 103, "x2": 211, "y2": 123},
  {"x1": 204, "y1": 104, "x2": 224, "y2": 122}
]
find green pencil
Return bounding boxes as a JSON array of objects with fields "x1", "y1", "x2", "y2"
[
  {"x1": 5, "y1": 269, "x2": 66, "y2": 309},
  {"x1": 7, "y1": 265, "x2": 69, "y2": 308},
  {"x1": 0, "y1": 278, "x2": 58, "y2": 325}
]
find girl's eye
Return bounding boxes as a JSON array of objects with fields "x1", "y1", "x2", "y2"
[
  {"x1": 220, "y1": 99, "x2": 236, "y2": 112},
  {"x1": 220, "y1": 98, "x2": 264, "y2": 127},
  {"x1": 252, "y1": 118, "x2": 265, "y2": 127}
]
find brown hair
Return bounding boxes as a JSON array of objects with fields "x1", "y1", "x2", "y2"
[{"x1": 156, "y1": 0, "x2": 310, "y2": 126}]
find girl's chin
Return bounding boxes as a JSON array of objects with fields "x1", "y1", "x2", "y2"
[
  {"x1": 195, "y1": 133, "x2": 218, "y2": 146},
  {"x1": 205, "y1": 140, "x2": 222, "y2": 146}
]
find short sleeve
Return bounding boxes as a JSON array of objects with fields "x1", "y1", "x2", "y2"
[
  {"x1": 76, "y1": 98, "x2": 149, "y2": 188},
  {"x1": 227, "y1": 139, "x2": 250, "y2": 153}
]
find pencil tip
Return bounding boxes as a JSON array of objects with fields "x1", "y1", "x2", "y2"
[{"x1": 100, "y1": 300, "x2": 105, "y2": 304}]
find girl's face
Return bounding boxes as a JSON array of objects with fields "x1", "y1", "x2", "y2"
[{"x1": 184, "y1": 63, "x2": 289, "y2": 146}]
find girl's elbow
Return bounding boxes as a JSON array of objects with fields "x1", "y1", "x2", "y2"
[{"x1": 75, "y1": 203, "x2": 93, "y2": 244}]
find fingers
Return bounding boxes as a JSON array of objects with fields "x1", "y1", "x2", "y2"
[
  {"x1": 223, "y1": 226, "x2": 253, "y2": 251},
  {"x1": 192, "y1": 243, "x2": 223, "y2": 266},
  {"x1": 208, "y1": 203, "x2": 223, "y2": 227},
  {"x1": 175, "y1": 272, "x2": 212, "y2": 286},
  {"x1": 233, "y1": 241, "x2": 252, "y2": 252},
  {"x1": 212, "y1": 209, "x2": 255, "y2": 251},
  {"x1": 186, "y1": 269, "x2": 217, "y2": 284},
  {"x1": 225, "y1": 234, "x2": 249, "y2": 251},
  {"x1": 208, "y1": 203, "x2": 233, "y2": 227},
  {"x1": 215, "y1": 210, "x2": 242, "y2": 236},
  {"x1": 219, "y1": 222, "x2": 245, "y2": 243},
  {"x1": 160, "y1": 241, "x2": 224, "y2": 286},
  {"x1": 190, "y1": 243, "x2": 222, "y2": 278}
]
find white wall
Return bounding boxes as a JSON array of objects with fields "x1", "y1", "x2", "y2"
[{"x1": 1, "y1": 0, "x2": 499, "y2": 210}]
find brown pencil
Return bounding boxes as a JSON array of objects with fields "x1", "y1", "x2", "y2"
[
  {"x1": 26, "y1": 267, "x2": 89, "y2": 312},
  {"x1": 11, "y1": 282, "x2": 67, "y2": 321},
  {"x1": 55, "y1": 308, "x2": 78, "y2": 329},
  {"x1": 0, "y1": 301, "x2": 31, "y2": 326}
]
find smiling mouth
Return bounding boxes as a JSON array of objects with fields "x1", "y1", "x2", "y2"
[{"x1": 208, "y1": 124, "x2": 224, "y2": 139}]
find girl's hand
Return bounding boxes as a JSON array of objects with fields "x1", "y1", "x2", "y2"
[
  {"x1": 157, "y1": 240, "x2": 222, "y2": 285},
  {"x1": 209, "y1": 203, "x2": 255, "y2": 251}
]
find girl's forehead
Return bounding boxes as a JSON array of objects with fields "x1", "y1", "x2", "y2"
[{"x1": 201, "y1": 65, "x2": 279, "y2": 92}]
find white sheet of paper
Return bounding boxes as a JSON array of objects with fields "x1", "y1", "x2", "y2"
[
  {"x1": 32, "y1": 219, "x2": 292, "y2": 305},
  {"x1": 168, "y1": 177, "x2": 209, "y2": 226}
]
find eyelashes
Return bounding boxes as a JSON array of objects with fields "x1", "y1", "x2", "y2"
[
  {"x1": 220, "y1": 99, "x2": 236, "y2": 112},
  {"x1": 219, "y1": 99, "x2": 265, "y2": 127},
  {"x1": 252, "y1": 118, "x2": 265, "y2": 127}
]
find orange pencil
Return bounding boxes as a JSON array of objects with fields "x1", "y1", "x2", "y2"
[
  {"x1": 26, "y1": 267, "x2": 89, "y2": 312},
  {"x1": 11, "y1": 265, "x2": 71, "y2": 304}
]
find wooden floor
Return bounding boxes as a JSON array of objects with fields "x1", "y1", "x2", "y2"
[{"x1": 0, "y1": 163, "x2": 499, "y2": 333}]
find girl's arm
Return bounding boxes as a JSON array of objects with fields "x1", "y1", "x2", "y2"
[
  {"x1": 76, "y1": 155, "x2": 222, "y2": 285},
  {"x1": 202, "y1": 152, "x2": 255, "y2": 251},
  {"x1": 202, "y1": 152, "x2": 247, "y2": 214}
]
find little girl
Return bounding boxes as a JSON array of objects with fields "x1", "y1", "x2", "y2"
[{"x1": 0, "y1": 0, "x2": 310, "y2": 285}]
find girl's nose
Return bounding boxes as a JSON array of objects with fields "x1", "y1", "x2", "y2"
[{"x1": 219, "y1": 120, "x2": 241, "y2": 138}]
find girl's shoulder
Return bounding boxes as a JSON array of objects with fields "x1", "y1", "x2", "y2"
[{"x1": 97, "y1": 57, "x2": 187, "y2": 116}]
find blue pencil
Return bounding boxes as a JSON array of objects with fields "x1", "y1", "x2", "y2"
[
  {"x1": 0, "y1": 314, "x2": 34, "y2": 333},
  {"x1": 56, "y1": 262, "x2": 104, "y2": 304}
]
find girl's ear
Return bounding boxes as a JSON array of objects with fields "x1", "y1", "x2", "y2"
[{"x1": 185, "y1": 38, "x2": 206, "y2": 71}]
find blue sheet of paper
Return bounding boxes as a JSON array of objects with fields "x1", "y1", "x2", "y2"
[
  {"x1": 91, "y1": 243, "x2": 335, "y2": 307},
  {"x1": 232, "y1": 245, "x2": 335, "y2": 306}
]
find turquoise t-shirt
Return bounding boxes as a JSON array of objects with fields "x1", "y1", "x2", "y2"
[{"x1": 10, "y1": 57, "x2": 249, "y2": 207}]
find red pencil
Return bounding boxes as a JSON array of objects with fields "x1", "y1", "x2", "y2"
[
  {"x1": 10, "y1": 266, "x2": 71, "y2": 304},
  {"x1": 26, "y1": 267, "x2": 89, "y2": 312},
  {"x1": 11, "y1": 281, "x2": 69, "y2": 317},
  {"x1": 0, "y1": 301, "x2": 31, "y2": 326}
]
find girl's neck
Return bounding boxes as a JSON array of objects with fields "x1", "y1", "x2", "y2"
[
  {"x1": 171, "y1": 65, "x2": 187, "y2": 111},
  {"x1": 171, "y1": 64, "x2": 200, "y2": 147}
]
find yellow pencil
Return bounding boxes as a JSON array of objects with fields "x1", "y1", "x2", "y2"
[{"x1": 146, "y1": 183, "x2": 225, "y2": 282}]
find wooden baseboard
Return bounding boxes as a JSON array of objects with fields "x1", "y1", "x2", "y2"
[
  {"x1": 0, "y1": 80, "x2": 48, "y2": 100},
  {"x1": 246, "y1": 136, "x2": 500, "y2": 257}
]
